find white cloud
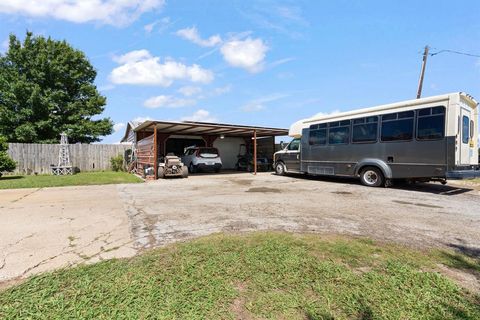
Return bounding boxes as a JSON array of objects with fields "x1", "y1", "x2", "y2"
[
  {"x1": 0, "y1": 0, "x2": 165, "y2": 27},
  {"x1": 180, "y1": 109, "x2": 217, "y2": 123},
  {"x1": 132, "y1": 116, "x2": 152, "y2": 124},
  {"x1": 176, "y1": 26, "x2": 222, "y2": 47},
  {"x1": 178, "y1": 86, "x2": 202, "y2": 97},
  {"x1": 144, "y1": 95, "x2": 196, "y2": 108},
  {"x1": 113, "y1": 122, "x2": 126, "y2": 132},
  {"x1": 211, "y1": 85, "x2": 232, "y2": 96},
  {"x1": 144, "y1": 17, "x2": 172, "y2": 33},
  {"x1": 220, "y1": 37, "x2": 269, "y2": 73},
  {"x1": 109, "y1": 49, "x2": 214, "y2": 87},
  {"x1": 113, "y1": 49, "x2": 152, "y2": 64},
  {"x1": 241, "y1": 93, "x2": 289, "y2": 112},
  {"x1": 269, "y1": 57, "x2": 295, "y2": 68},
  {"x1": 312, "y1": 110, "x2": 341, "y2": 118},
  {"x1": 239, "y1": 4, "x2": 307, "y2": 39},
  {"x1": 275, "y1": 6, "x2": 309, "y2": 26}
]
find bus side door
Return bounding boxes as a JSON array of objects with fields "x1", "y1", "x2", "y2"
[{"x1": 459, "y1": 107, "x2": 474, "y2": 165}]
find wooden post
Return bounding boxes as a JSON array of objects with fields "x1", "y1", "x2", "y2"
[
  {"x1": 153, "y1": 124, "x2": 158, "y2": 179},
  {"x1": 253, "y1": 129, "x2": 257, "y2": 175},
  {"x1": 416, "y1": 45, "x2": 429, "y2": 99}
]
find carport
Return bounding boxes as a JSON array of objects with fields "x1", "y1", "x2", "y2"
[{"x1": 125, "y1": 120, "x2": 288, "y2": 178}]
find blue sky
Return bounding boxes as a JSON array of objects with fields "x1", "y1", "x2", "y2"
[{"x1": 1, "y1": 0, "x2": 479, "y2": 143}]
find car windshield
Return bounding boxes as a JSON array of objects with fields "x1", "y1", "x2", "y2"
[{"x1": 199, "y1": 148, "x2": 219, "y2": 157}]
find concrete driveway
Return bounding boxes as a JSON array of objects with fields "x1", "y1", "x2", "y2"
[{"x1": 1, "y1": 172, "x2": 480, "y2": 286}]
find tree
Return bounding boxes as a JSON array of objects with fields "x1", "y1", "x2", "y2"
[
  {"x1": 0, "y1": 135, "x2": 16, "y2": 177},
  {"x1": 0, "y1": 32, "x2": 113, "y2": 143}
]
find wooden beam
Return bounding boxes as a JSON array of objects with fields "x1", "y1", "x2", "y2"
[
  {"x1": 153, "y1": 125, "x2": 158, "y2": 180},
  {"x1": 169, "y1": 125, "x2": 198, "y2": 134},
  {"x1": 159, "y1": 124, "x2": 180, "y2": 132},
  {"x1": 253, "y1": 129, "x2": 257, "y2": 175},
  {"x1": 195, "y1": 127, "x2": 234, "y2": 134}
]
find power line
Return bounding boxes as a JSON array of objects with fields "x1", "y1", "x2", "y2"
[{"x1": 429, "y1": 49, "x2": 480, "y2": 58}]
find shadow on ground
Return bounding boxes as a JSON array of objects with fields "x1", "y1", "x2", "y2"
[
  {"x1": 278, "y1": 173, "x2": 473, "y2": 195},
  {"x1": 0, "y1": 176, "x2": 24, "y2": 181}
]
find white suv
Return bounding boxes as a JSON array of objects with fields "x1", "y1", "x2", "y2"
[{"x1": 182, "y1": 147, "x2": 222, "y2": 173}]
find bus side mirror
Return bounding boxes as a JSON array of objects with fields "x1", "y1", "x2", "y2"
[{"x1": 280, "y1": 141, "x2": 285, "y2": 149}]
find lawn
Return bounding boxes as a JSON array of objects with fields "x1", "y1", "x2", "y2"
[
  {"x1": 0, "y1": 233, "x2": 478, "y2": 319},
  {"x1": 0, "y1": 171, "x2": 142, "y2": 189}
]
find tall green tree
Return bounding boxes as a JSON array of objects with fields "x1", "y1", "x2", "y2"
[
  {"x1": 0, "y1": 135, "x2": 15, "y2": 176},
  {"x1": 0, "y1": 32, "x2": 113, "y2": 143}
]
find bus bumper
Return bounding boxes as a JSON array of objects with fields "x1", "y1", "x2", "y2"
[{"x1": 446, "y1": 168, "x2": 480, "y2": 179}]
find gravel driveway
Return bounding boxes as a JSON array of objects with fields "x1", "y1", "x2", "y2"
[
  {"x1": 1, "y1": 172, "x2": 479, "y2": 286},
  {"x1": 119, "y1": 172, "x2": 480, "y2": 253}
]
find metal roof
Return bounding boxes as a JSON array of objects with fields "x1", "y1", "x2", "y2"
[{"x1": 129, "y1": 120, "x2": 289, "y2": 139}]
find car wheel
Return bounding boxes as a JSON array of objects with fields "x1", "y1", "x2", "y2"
[
  {"x1": 158, "y1": 167, "x2": 165, "y2": 179},
  {"x1": 360, "y1": 167, "x2": 384, "y2": 187},
  {"x1": 275, "y1": 162, "x2": 286, "y2": 176},
  {"x1": 182, "y1": 166, "x2": 188, "y2": 178}
]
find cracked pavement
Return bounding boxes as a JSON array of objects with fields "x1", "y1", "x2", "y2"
[
  {"x1": 1, "y1": 172, "x2": 480, "y2": 287},
  {"x1": 0, "y1": 184, "x2": 136, "y2": 285}
]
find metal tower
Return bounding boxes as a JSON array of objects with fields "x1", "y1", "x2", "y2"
[{"x1": 52, "y1": 132, "x2": 73, "y2": 175}]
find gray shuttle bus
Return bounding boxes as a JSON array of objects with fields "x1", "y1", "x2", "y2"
[{"x1": 273, "y1": 92, "x2": 479, "y2": 187}]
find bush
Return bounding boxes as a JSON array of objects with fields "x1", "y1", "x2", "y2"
[
  {"x1": 0, "y1": 135, "x2": 16, "y2": 177},
  {"x1": 110, "y1": 154, "x2": 125, "y2": 172}
]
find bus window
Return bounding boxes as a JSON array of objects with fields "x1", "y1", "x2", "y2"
[
  {"x1": 381, "y1": 111, "x2": 414, "y2": 141},
  {"x1": 309, "y1": 126, "x2": 327, "y2": 145},
  {"x1": 417, "y1": 106, "x2": 445, "y2": 140},
  {"x1": 462, "y1": 116, "x2": 470, "y2": 144},
  {"x1": 352, "y1": 116, "x2": 378, "y2": 143},
  {"x1": 328, "y1": 120, "x2": 350, "y2": 144},
  {"x1": 287, "y1": 138, "x2": 300, "y2": 151}
]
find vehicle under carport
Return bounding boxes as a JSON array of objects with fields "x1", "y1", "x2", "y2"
[{"x1": 121, "y1": 120, "x2": 288, "y2": 179}]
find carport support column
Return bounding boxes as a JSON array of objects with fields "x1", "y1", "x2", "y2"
[
  {"x1": 253, "y1": 129, "x2": 257, "y2": 175},
  {"x1": 202, "y1": 135, "x2": 217, "y2": 147},
  {"x1": 153, "y1": 125, "x2": 158, "y2": 180}
]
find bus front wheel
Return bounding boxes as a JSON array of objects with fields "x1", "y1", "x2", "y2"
[
  {"x1": 275, "y1": 162, "x2": 286, "y2": 176},
  {"x1": 360, "y1": 167, "x2": 384, "y2": 187}
]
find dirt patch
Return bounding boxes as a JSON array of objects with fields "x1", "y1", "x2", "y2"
[
  {"x1": 331, "y1": 191, "x2": 353, "y2": 195},
  {"x1": 0, "y1": 277, "x2": 25, "y2": 292},
  {"x1": 230, "y1": 282, "x2": 251, "y2": 320},
  {"x1": 246, "y1": 187, "x2": 281, "y2": 193},
  {"x1": 223, "y1": 221, "x2": 258, "y2": 231},
  {"x1": 392, "y1": 200, "x2": 443, "y2": 209},
  {"x1": 436, "y1": 264, "x2": 480, "y2": 293},
  {"x1": 230, "y1": 179, "x2": 254, "y2": 186}
]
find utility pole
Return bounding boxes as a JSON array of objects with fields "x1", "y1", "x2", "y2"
[{"x1": 416, "y1": 45, "x2": 429, "y2": 99}]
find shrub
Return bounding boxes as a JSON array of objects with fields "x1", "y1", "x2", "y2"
[
  {"x1": 0, "y1": 135, "x2": 16, "y2": 177},
  {"x1": 110, "y1": 154, "x2": 125, "y2": 172}
]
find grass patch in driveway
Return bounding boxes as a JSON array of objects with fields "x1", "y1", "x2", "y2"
[
  {"x1": 0, "y1": 171, "x2": 142, "y2": 189},
  {"x1": 0, "y1": 233, "x2": 479, "y2": 319}
]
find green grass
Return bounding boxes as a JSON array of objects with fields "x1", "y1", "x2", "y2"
[
  {"x1": 0, "y1": 171, "x2": 142, "y2": 189},
  {"x1": 1, "y1": 233, "x2": 479, "y2": 319}
]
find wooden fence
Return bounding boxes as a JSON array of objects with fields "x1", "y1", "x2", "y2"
[{"x1": 7, "y1": 143, "x2": 132, "y2": 174}]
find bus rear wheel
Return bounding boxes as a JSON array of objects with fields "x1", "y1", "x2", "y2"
[{"x1": 360, "y1": 167, "x2": 384, "y2": 187}]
